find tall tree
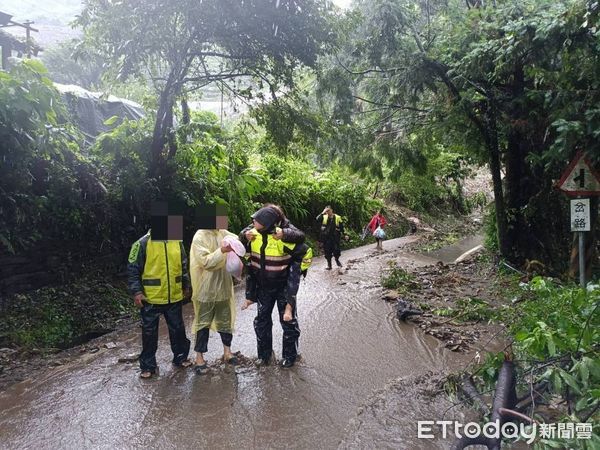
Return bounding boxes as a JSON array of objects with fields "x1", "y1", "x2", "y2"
[
  {"x1": 318, "y1": 0, "x2": 600, "y2": 268},
  {"x1": 77, "y1": 0, "x2": 335, "y2": 183}
]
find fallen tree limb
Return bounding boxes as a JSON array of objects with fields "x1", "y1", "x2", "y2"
[
  {"x1": 515, "y1": 380, "x2": 548, "y2": 413},
  {"x1": 459, "y1": 374, "x2": 491, "y2": 416},
  {"x1": 453, "y1": 355, "x2": 517, "y2": 450},
  {"x1": 499, "y1": 408, "x2": 537, "y2": 424},
  {"x1": 488, "y1": 356, "x2": 518, "y2": 450}
]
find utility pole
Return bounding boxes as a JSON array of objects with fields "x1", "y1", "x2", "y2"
[{"x1": 23, "y1": 20, "x2": 34, "y2": 58}]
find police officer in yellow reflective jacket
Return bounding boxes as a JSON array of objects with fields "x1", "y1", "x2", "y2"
[
  {"x1": 241, "y1": 206, "x2": 309, "y2": 368},
  {"x1": 317, "y1": 206, "x2": 348, "y2": 269},
  {"x1": 127, "y1": 230, "x2": 192, "y2": 378}
]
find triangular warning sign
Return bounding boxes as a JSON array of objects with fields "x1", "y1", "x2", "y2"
[{"x1": 557, "y1": 151, "x2": 600, "y2": 196}]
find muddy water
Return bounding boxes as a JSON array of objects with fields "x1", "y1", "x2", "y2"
[
  {"x1": 425, "y1": 234, "x2": 484, "y2": 263},
  {"x1": 0, "y1": 237, "x2": 479, "y2": 449}
]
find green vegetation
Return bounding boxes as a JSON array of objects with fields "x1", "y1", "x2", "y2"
[
  {"x1": 474, "y1": 279, "x2": 600, "y2": 448},
  {"x1": 316, "y1": 0, "x2": 600, "y2": 269},
  {"x1": 0, "y1": 278, "x2": 132, "y2": 349},
  {"x1": 76, "y1": 0, "x2": 335, "y2": 181},
  {"x1": 432, "y1": 297, "x2": 497, "y2": 323},
  {"x1": 0, "y1": 60, "x2": 95, "y2": 254},
  {"x1": 1, "y1": 0, "x2": 599, "y2": 410},
  {"x1": 381, "y1": 263, "x2": 418, "y2": 294},
  {"x1": 0, "y1": 62, "x2": 379, "y2": 259}
]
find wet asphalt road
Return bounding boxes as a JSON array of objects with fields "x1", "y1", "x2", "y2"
[{"x1": 0, "y1": 236, "x2": 483, "y2": 449}]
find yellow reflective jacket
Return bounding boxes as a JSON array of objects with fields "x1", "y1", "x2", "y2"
[
  {"x1": 248, "y1": 227, "x2": 298, "y2": 278},
  {"x1": 245, "y1": 228, "x2": 308, "y2": 302},
  {"x1": 319, "y1": 213, "x2": 344, "y2": 236},
  {"x1": 127, "y1": 232, "x2": 189, "y2": 304},
  {"x1": 322, "y1": 214, "x2": 343, "y2": 227}
]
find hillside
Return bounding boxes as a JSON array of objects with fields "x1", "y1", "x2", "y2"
[
  {"x1": 1, "y1": 0, "x2": 82, "y2": 47},
  {"x1": 2, "y1": 0, "x2": 81, "y2": 25}
]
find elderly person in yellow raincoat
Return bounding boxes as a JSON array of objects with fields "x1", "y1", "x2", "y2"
[{"x1": 190, "y1": 226, "x2": 241, "y2": 375}]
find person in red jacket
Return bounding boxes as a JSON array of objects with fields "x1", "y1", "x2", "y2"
[{"x1": 368, "y1": 209, "x2": 387, "y2": 250}]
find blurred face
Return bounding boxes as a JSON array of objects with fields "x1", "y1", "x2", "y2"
[
  {"x1": 216, "y1": 215, "x2": 228, "y2": 229},
  {"x1": 326, "y1": 208, "x2": 333, "y2": 217},
  {"x1": 252, "y1": 218, "x2": 265, "y2": 231}
]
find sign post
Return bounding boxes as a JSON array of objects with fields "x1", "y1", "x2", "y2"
[
  {"x1": 570, "y1": 198, "x2": 590, "y2": 287},
  {"x1": 558, "y1": 152, "x2": 600, "y2": 288},
  {"x1": 580, "y1": 231, "x2": 584, "y2": 287}
]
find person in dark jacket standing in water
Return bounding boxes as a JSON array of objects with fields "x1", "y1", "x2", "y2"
[
  {"x1": 127, "y1": 217, "x2": 192, "y2": 378},
  {"x1": 316, "y1": 205, "x2": 348, "y2": 270},
  {"x1": 240, "y1": 205, "x2": 309, "y2": 368}
]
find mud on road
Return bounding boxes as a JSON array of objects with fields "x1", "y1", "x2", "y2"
[
  {"x1": 0, "y1": 236, "x2": 502, "y2": 449},
  {"x1": 381, "y1": 252, "x2": 510, "y2": 356}
]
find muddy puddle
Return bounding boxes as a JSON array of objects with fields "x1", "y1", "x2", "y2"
[
  {"x1": 0, "y1": 237, "x2": 495, "y2": 449},
  {"x1": 424, "y1": 235, "x2": 484, "y2": 263}
]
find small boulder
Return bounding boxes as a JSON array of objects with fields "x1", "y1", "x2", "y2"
[
  {"x1": 407, "y1": 216, "x2": 420, "y2": 233},
  {"x1": 118, "y1": 353, "x2": 139, "y2": 363},
  {"x1": 396, "y1": 299, "x2": 423, "y2": 321}
]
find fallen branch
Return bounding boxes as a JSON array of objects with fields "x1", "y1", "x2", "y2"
[
  {"x1": 515, "y1": 380, "x2": 548, "y2": 412},
  {"x1": 459, "y1": 374, "x2": 491, "y2": 416},
  {"x1": 453, "y1": 354, "x2": 517, "y2": 450},
  {"x1": 499, "y1": 407, "x2": 537, "y2": 424}
]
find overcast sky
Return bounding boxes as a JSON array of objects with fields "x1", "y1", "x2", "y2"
[{"x1": 332, "y1": 0, "x2": 352, "y2": 9}]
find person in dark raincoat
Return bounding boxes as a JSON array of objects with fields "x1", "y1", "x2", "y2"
[
  {"x1": 316, "y1": 205, "x2": 348, "y2": 270},
  {"x1": 240, "y1": 206, "x2": 309, "y2": 368}
]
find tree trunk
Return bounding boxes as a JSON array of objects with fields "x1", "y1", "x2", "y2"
[
  {"x1": 181, "y1": 97, "x2": 190, "y2": 125},
  {"x1": 150, "y1": 94, "x2": 169, "y2": 176},
  {"x1": 593, "y1": 196, "x2": 599, "y2": 278},
  {"x1": 165, "y1": 102, "x2": 177, "y2": 161},
  {"x1": 486, "y1": 105, "x2": 511, "y2": 258},
  {"x1": 149, "y1": 87, "x2": 178, "y2": 182},
  {"x1": 504, "y1": 65, "x2": 530, "y2": 264}
]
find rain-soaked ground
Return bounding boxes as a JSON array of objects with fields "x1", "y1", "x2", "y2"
[
  {"x1": 0, "y1": 236, "x2": 492, "y2": 449},
  {"x1": 425, "y1": 235, "x2": 484, "y2": 263}
]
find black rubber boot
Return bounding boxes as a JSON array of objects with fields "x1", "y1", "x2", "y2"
[
  {"x1": 281, "y1": 357, "x2": 296, "y2": 369},
  {"x1": 326, "y1": 258, "x2": 332, "y2": 270},
  {"x1": 335, "y1": 258, "x2": 342, "y2": 267}
]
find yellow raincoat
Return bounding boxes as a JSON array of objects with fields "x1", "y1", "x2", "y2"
[{"x1": 190, "y1": 229, "x2": 238, "y2": 334}]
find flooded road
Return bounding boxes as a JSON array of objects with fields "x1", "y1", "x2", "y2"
[
  {"x1": 425, "y1": 234, "x2": 484, "y2": 263},
  {"x1": 0, "y1": 237, "x2": 484, "y2": 449}
]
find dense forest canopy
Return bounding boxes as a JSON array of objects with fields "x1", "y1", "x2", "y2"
[
  {"x1": 315, "y1": 0, "x2": 600, "y2": 266},
  {"x1": 1, "y1": 4, "x2": 599, "y2": 446},
  {"x1": 1, "y1": 0, "x2": 599, "y2": 277}
]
